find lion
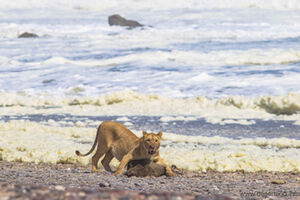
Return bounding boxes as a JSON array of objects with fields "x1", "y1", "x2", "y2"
[
  {"x1": 75, "y1": 121, "x2": 175, "y2": 176},
  {"x1": 125, "y1": 159, "x2": 166, "y2": 177}
]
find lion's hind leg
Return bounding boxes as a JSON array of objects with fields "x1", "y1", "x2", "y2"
[
  {"x1": 101, "y1": 149, "x2": 114, "y2": 172},
  {"x1": 92, "y1": 146, "x2": 108, "y2": 172}
]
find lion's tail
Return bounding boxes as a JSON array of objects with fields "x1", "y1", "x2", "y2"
[{"x1": 75, "y1": 124, "x2": 101, "y2": 157}]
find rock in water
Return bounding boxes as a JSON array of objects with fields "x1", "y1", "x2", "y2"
[
  {"x1": 125, "y1": 159, "x2": 166, "y2": 177},
  {"x1": 18, "y1": 32, "x2": 39, "y2": 38},
  {"x1": 108, "y1": 14, "x2": 143, "y2": 28}
]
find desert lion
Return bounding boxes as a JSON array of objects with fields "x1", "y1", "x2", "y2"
[{"x1": 75, "y1": 121, "x2": 175, "y2": 176}]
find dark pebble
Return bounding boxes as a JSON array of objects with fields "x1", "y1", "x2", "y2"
[{"x1": 99, "y1": 182, "x2": 110, "y2": 187}]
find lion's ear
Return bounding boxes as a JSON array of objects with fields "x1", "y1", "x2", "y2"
[
  {"x1": 157, "y1": 131, "x2": 163, "y2": 138},
  {"x1": 142, "y1": 131, "x2": 147, "y2": 137}
]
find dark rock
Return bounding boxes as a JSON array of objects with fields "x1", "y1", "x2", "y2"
[
  {"x1": 108, "y1": 14, "x2": 143, "y2": 28},
  {"x1": 125, "y1": 159, "x2": 166, "y2": 177},
  {"x1": 18, "y1": 32, "x2": 39, "y2": 38},
  {"x1": 99, "y1": 182, "x2": 110, "y2": 187}
]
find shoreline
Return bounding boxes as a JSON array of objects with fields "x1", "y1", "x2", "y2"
[{"x1": 0, "y1": 161, "x2": 299, "y2": 199}]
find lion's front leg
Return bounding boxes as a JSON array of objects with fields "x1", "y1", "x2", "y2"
[
  {"x1": 113, "y1": 153, "x2": 133, "y2": 175},
  {"x1": 156, "y1": 157, "x2": 176, "y2": 176}
]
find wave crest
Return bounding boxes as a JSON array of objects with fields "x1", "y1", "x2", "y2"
[{"x1": 0, "y1": 91, "x2": 300, "y2": 123}]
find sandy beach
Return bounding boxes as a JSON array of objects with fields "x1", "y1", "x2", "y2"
[{"x1": 0, "y1": 161, "x2": 299, "y2": 199}]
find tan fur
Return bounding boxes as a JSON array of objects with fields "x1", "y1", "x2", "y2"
[
  {"x1": 75, "y1": 121, "x2": 175, "y2": 176},
  {"x1": 125, "y1": 159, "x2": 166, "y2": 177}
]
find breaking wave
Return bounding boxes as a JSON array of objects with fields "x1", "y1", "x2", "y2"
[
  {"x1": 1, "y1": 0, "x2": 300, "y2": 10},
  {"x1": 0, "y1": 91, "x2": 300, "y2": 124}
]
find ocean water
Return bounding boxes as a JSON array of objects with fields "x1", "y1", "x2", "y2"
[{"x1": 0, "y1": 0, "x2": 300, "y2": 172}]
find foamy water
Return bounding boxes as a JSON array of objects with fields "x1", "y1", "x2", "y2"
[
  {"x1": 1, "y1": 0, "x2": 300, "y2": 172},
  {"x1": 1, "y1": 0, "x2": 300, "y2": 97},
  {"x1": 0, "y1": 120, "x2": 299, "y2": 172}
]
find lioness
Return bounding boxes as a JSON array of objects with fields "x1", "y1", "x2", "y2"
[{"x1": 75, "y1": 121, "x2": 175, "y2": 176}]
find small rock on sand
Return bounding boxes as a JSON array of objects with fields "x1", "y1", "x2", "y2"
[
  {"x1": 99, "y1": 182, "x2": 110, "y2": 187},
  {"x1": 271, "y1": 179, "x2": 286, "y2": 184},
  {"x1": 54, "y1": 185, "x2": 65, "y2": 191}
]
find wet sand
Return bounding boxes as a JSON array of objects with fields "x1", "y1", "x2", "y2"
[{"x1": 0, "y1": 161, "x2": 299, "y2": 199}]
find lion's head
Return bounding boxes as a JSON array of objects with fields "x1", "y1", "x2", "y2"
[{"x1": 142, "y1": 131, "x2": 162, "y2": 155}]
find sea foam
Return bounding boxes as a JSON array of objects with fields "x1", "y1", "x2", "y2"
[
  {"x1": 1, "y1": 0, "x2": 300, "y2": 10},
  {"x1": 0, "y1": 91, "x2": 299, "y2": 123},
  {"x1": 0, "y1": 120, "x2": 299, "y2": 172}
]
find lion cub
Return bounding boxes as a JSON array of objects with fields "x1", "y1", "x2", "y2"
[{"x1": 75, "y1": 121, "x2": 175, "y2": 176}]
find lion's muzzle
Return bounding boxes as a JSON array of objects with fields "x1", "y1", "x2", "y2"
[{"x1": 148, "y1": 145, "x2": 157, "y2": 155}]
